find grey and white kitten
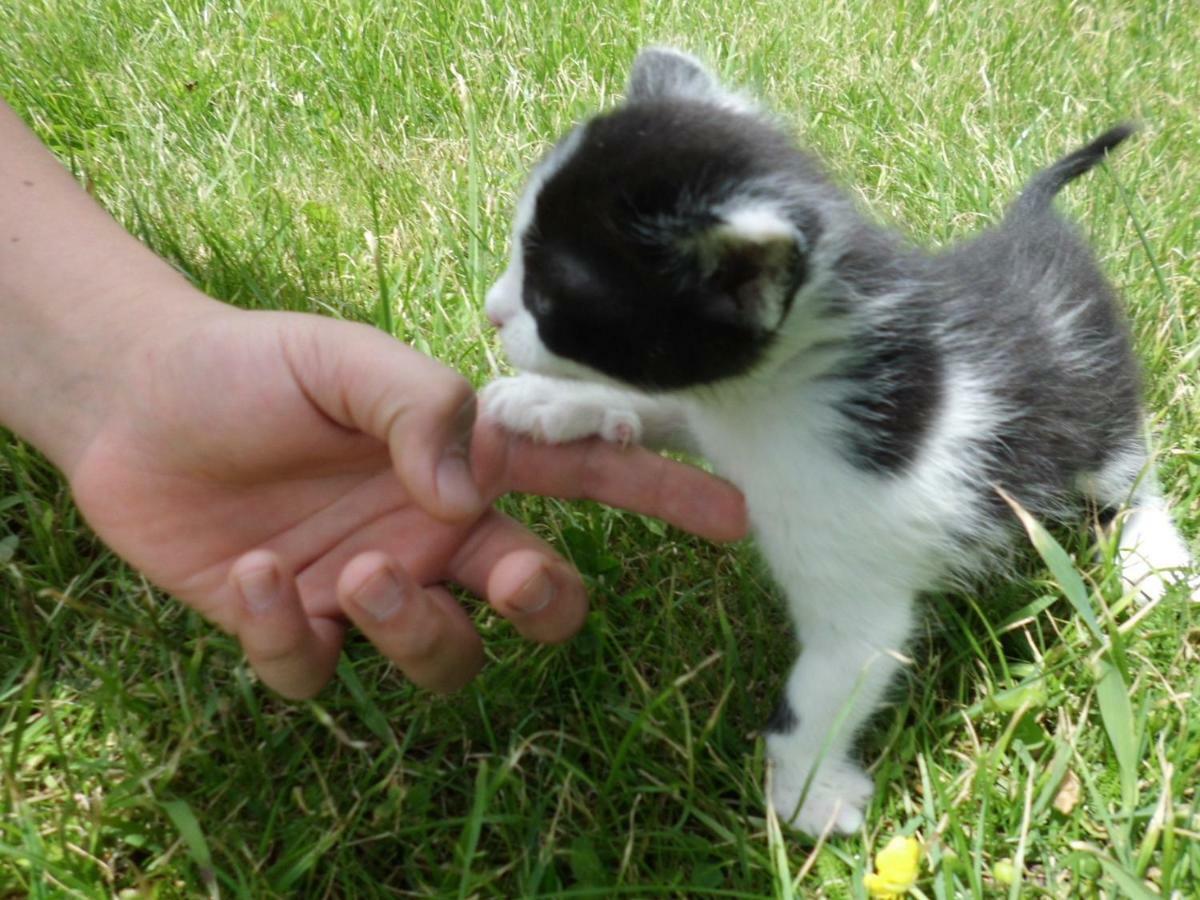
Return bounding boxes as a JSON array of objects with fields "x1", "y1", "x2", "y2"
[{"x1": 480, "y1": 47, "x2": 1196, "y2": 835}]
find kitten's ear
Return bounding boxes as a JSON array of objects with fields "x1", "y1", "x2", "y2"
[
  {"x1": 627, "y1": 46, "x2": 723, "y2": 104},
  {"x1": 694, "y1": 208, "x2": 806, "y2": 330}
]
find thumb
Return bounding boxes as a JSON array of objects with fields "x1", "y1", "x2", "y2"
[{"x1": 281, "y1": 314, "x2": 484, "y2": 521}]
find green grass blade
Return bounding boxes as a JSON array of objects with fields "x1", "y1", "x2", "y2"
[
  {"x1": 161, "y1": 799, "x2": 218, "y2": 899},
  {"x1": 1093, "y1": 660, "x2": 1139, "y2": 813},
  {"x1": 997, "y1": 487, "x2": 1103, "y2": 641},
  {"x1": 1077, "y1": 846, "x2": 1160, "y2": 900}
]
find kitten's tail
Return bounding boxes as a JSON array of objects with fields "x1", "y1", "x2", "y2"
[{"x1": 1014, "y1": 123, "x2": 1136, "y2": 215}]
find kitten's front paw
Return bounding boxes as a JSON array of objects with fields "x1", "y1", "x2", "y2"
[
  {"x1": 768, "y1": 750, "x2": 874, "y2": 836},
  {"x1": 480, "y1": 375, "x2": 644, "y2": 446}
]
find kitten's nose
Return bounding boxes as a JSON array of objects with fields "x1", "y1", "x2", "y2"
[
  {"x1": 484, "y1": 284, "x2": 507, "y2": 328},
  {"x1": 484, "y1": 273, "x2": 514, "y2": 328}
]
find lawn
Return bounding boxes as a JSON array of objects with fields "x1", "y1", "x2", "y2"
[{"x1": 2, "y1": 0, "x2": 1198, "y2": 896}]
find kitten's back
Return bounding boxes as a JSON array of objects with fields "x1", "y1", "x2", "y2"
[{"x1": 929, "y1": 127, "x2": 1143, "y2": 517}]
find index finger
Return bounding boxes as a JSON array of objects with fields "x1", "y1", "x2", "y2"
[{"x1": 471, "y1": 422, "x2": 749, "y2": 543}]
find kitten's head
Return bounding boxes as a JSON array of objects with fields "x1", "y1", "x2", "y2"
[{"x1": 486, "y1": 47, "x2": 843, "y2": 391}]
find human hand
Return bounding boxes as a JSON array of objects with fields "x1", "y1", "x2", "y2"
[
  {"x1": 64, "y1": 300, "x2": 747, "y2": 697},
  {"x1": 0, "y1": 99, "x2": 744, "y2": 699}
]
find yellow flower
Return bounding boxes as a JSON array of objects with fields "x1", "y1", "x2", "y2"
[{"x1": 863, "y1": 835, "x2": 922, "y2": 899}]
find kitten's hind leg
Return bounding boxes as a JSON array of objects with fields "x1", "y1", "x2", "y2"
[
  {"x1": 480, "y1": 373, "x2": 693, "y2": 451},
  {"x1": 1111, "y1": 496, "x2": 1197, "y2": 603},
  {"x1": 766, "y1": 581, "x2": 916, "y2": 836},
  {"x1": 1083, "y1": 448, "x2": 1197, "y2": 603}
]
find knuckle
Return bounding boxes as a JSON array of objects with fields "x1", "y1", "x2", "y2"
[{"x1": 245, "y1": 634, "x2": 304, "y2": 668}]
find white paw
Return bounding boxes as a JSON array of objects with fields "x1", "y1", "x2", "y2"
[
  {"x1": 767, "y1": 747, "x2": 874, "y2": 836},
  {"x1": 480, "y1": 375, "x2": 644, "y2": 446},
  {"x1": 1121, "y1": 556, "x2": 1200, "y2": 606},
  {"x1": 1116, "y1": 507, "x2": 1199, "y2": 605}
]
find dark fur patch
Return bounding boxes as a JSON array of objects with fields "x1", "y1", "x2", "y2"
[
  {"x1": 765, "y1": 696, "x2": 799, "y2": 734},
  {"x1": 937, "y1": 212, "x2": 1143, "y2": 521},
  {"x1": 835, "y1": 322, "x2": 944, "y2": 474},
  {"x1": 523, "y1": 102, "x2": 830, "y2": 390}
]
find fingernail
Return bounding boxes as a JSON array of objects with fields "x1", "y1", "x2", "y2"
[
  {"x1": 451, "y1": 395, "x2": 478, "y2": 447},
  {"x1": 510, "y1": 568, "x2": 555, "y2": 614},
  {"x1": 238, "y1": 566, "x2": 279, "y2": 614},
  {"x1": 436, "y1": 398, "x2": 482, "y2": 514},
  {"x1": 353, "y1": 569, "x2": 406, "y2": 622},
  {"x1": 436, "y1": 451, "x2": 483, "y2": 516}
]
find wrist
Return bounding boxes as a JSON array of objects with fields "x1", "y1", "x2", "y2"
[
  {"x1": 0, "y1": 272, "x2": 228, "y2": 474},
  {"x1": 0, "y1": 97, "x2": 233, "y2": 473}
]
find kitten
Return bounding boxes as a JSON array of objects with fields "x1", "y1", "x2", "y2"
[{"x1": 479, "y1": 47, "x2": 1197, "y2": 835}]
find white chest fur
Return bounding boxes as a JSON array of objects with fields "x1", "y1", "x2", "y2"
[{"x1": 683, "y1": 383, "x2": 959, "y2": 599}]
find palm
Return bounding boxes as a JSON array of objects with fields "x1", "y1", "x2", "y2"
[
  {"x1": 69, "y1": 311, "x2": 485, "y2": 630},
  {"x1": 63, "y1": 306, "x2": 745, "y2": 695}
]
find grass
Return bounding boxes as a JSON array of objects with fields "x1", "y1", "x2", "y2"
[{"x1": 1, "y1": 0, "x2": 1198, "y2": 896}]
